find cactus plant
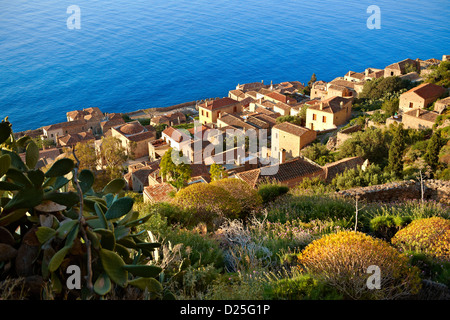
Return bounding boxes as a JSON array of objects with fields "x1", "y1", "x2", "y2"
[{"x1": 0, "y1": 118, "x2": 167, "y2": 299}]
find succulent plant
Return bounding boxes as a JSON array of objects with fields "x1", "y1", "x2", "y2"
[{"x1": 0, "y1": 117, "x2": 167, "y2": 299}]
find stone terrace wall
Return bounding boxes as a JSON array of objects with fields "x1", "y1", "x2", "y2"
[{"x1": 336, "y1": 180, "x2": 450, "y2": 204}]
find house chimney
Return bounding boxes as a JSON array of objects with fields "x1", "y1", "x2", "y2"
[
  {"x1": 320, "y1": 102, "x2": 324, "y2": 110},
  {"x1": 279, "y1": 149, "x2": 286, "y2": 164},
  {"x1": 237, "y1": 155, "x2": 241, "y2": 166},
  {"x1": 416, "y1": 109, "x2": 421, "y2": 117},
  {"x1": 340, "y1": 101, "x2": 344, "y2": 108},
  {"x1": 365, "y1": 69, "x2": 369, "y2": 76}
]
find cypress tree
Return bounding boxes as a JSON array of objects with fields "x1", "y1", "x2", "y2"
[
  {"x1": 424, "y1": 130, "x2": 444, "y2": 174},
  {"x1": 388, "y1": 124, "x2": 405, "y2": 177}
]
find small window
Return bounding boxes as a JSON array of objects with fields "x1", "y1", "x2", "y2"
[
  {"x1": 312, "y1": 114, "x2": 317, "y2": 121},
  {"x1": 322, "y1": 116, "x2": 326, "y2": 123},
  {"x1": 201, "y1": 110, "x2": 204, "y2": 116},
  {"x1": 51, "y1": 134, "x2": 54, "y2": 137},
  {"x1": 409, "y1": 102, "x2": 413, "y2": 109},
  {"x1": 275, "y1": 133, "x2": 278, "y2": 139},
  {"x1": 206, "y1": 112, "x2": 209, "y2": 117}
]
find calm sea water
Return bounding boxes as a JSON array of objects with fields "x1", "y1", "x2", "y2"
[{"x1": 0, "y1": 0, "x2": 449, "y2": 132}]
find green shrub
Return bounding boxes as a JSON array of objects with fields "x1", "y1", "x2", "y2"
[
  {"x1": 266, "y1": 194, "x2": 355, "y2": 225},
  {"x1": 257, "y1": 182, "x2": 289, "y2": 204},
  {"x1": 297, "y1": 231, "x2": 422, "y2": 299},
  {"x1": 369, "y1": 215, "x2": 411, "y2": 240},
  {"x1": 164, "y1": 229, "x2": 225, "y2": 269},
  {"x1": 263, "y1": 274, "x2": 343, "y2": 300},
  {"x1": 205, "y1": 272, "x2": 266, "y2": 300},
  {"x1": 406, "y1": 251, "x2": 450, "y2": 287},
  {"x1": 171, "y1": 264, "x2": 221, "y2": 299}
]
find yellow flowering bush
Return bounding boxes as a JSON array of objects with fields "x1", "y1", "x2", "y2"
[
  {"x1": 391, "y1": 217, "x2": 450, "y2": 262},
  {"x1": 297, "y1": 231, "x2": 421, "y2": 300}
]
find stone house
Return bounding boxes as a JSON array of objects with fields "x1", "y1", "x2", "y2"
[
  {"x1": 398, "y1": 83, "x2": 446, "y2": 113},
  {"x1": 216, "y1": 113, "x2": 260, "y2": 133},
  {"x1": 402, "y1": 109, "x2": 439, "y2": 130},
  {"x1": 271, "y1": 122, "x2": 317, "y2": 161},
  {"x1": 228, "y1": 89, "x2": 247, "y2": 101},
  {"x1": 434, "y1": 97, "x2": 450, "y2": 114},
  {"x1": 344, "y1": 71, "x2": 365, "y2": 82},
  {"x1": 364, "y1": 68, "x2": 384, "y2": 80},
  {"x1": 148, "y1": 139, "x2": 170, "y2": 161},
  {"x1": 198, "y1": 97, "x2": 242, "y2": 125},
  {"x1": 384, "y1": 58, "x2": 421, "y2": 77},
  {"x1": 236, "y1": 81, "x2": 266, "y2": 92},
  {"x1": 161, "y1": 126, "x2": 191, "y2": 151},
  {"x1": 42, "y1": 120, "x2": 87, "y2": 144},
  {"x1": 111, "y1": 121, "x2": 156, "y2": 159},
  {"x1": 273, "y1": 102, "x2": 292, "y2": 116},
  {"x1": 100, "y1": 113, "x2": 125, "y2": 135},
  {"x1": 322, "y1": 156, "x2": 365, "y2": 183},
  {"x1": 310, "y1": 81, "x2": 328, "y2": 100},
  {"x1": 57, "y1": 131, "x2": 95, "y2": 148},
  {"x1": 305, "y1": 96, "x2": 353, "y2": 131},
  {"x1": 66, "y1": 107, "x2": 104, "y2": 134}
]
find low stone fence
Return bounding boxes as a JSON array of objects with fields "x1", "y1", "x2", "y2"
[{"x1": 336, "y1": 179, "x2": 450, "y2": 204}]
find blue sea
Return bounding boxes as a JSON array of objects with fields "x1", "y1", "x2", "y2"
[{"x1": 0, "y1": 0, "x2": 449, "y2": 132}]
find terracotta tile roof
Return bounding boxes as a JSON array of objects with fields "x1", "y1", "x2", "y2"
[
  {"x1": 274, "y1": 102, "x2": 292, "y2": 113},
  {"x1": 266, "y1": 92, "x2": 288, "y2": 103},
  {"x1": 202, "y1": 97, "x2": 240, "y2": 111},
  {"x1": 67, "y1": 107, "x2": 103, "y2": 121},
  {"x1": 101, "y1": 117, "x2": 125, "y2": 130},
  {"x1": 229, "y1": 89, "x2": 246, "y2": 99},
  {"x1": 43, "y1": 119, "x2": 86, "y2": 131},
  {"x1": 259, "y1": 88, "x2": 277, "y2": 96},
  {"x1": 58, "y1": 131, "x2": 95, "y2": 146},
  {"x1": 245, "y1": 91, "x2": 259, "y2": 99},
  {"x1": 402, "y1": 83, "x2": 446, "y2": 99},
  {"x1": 322, "y1": 156, "x2": 365, "y2": 183},
  {"x1": 117, "y1": 121, "x2": 145, "y2": 135},
  {"x1": 346, "y1": 71, "x2": 365, "y2": 80},
  {"x1": 239, "y1": 96, "x2": 256, "y2": 106},
  {"x1": 218, "y1": 113, "x2": 259, "y2": 132},
  {"x1": 236, "y1": 157, "x2": 323, "y2": 188},
  {"x1": 254, "y1": 106, "x2": 280, "y2": 118},
  {"x1": 252, "y1": 113, "x2": 278, "y2": 126},
  {"x1": 245, "y1": 116, "x2": 270, "y2": 129},
  {"x1": 127, "y1": 130, "x2": 156, "y2": 142},
  {"x1": 329, "y1": 79, "x2": 356, "y2": 89},
  {"x1": 385, "y1": 58, "x2": 419, "y2": 72},
  {"x1": 144, "y1": 183, "x2": 176, "y2": 203},
  {"x1": 238, "y1": 82, "x2": 265, "y2": 92},
  {"x1": 162, "y1": 127, "x2": 190, "y2": 143},
  {"x1": 273, "y1": 122, "x2": 311, "y2": 137},
  {"x1": 308, "y1": 96, "x2": 351, "y2": 114},
  {"x1": 167, "y1": 111, "x2": 186, "y2": 123},
  {"x1": 151, "y1": 115, "x2": 170, "y2": 124}
]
